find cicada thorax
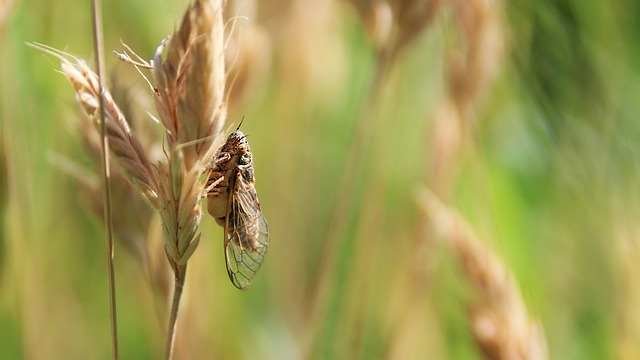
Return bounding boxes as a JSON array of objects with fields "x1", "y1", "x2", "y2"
[{"x1": 205, "y1": 131, "x2": 250, "y2": 222}]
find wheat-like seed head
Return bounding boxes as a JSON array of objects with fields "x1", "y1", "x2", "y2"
[
  {"x1": 152, "y1": 0, "x2": 227, "y2": 269},
  {"x1": 153, "y1": 0, "x2": 226, "y2": 171},
  {"x1": 348, "y1": 0, "x2": 443, "y2": 57},
  {"x1": 426, "y1": 0, "x2": 504, "y2": 197},
  {"x1": 419, "y1": 189, "x2": 548, "y2": 360},
  {"x1": 57, "y1": 57, "x2": 160, "y2": 209},
  {"x1": 48, "y1": 71, "x2": 172, "y2": 299},
  {"x1": 391, "y1": 0, "x2": 443, "y2": 53},
  {"x1": 30, "y1": 39, "x2": 176, "y2": 309},
  {"x1": 448, "y1": 0, "x2": 504, "y2": 112}
]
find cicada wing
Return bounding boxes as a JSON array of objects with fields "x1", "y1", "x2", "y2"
[{"x1": 224, "y1": 172, "x2": 270, "y2": 290}]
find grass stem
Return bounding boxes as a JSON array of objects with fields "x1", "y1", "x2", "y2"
[
  {"x1": 91, "y1": 0, "x2": 119, "y2": 358},
  {"x1": 165, "y1": 266, "x2": 186, "y2": 360}
]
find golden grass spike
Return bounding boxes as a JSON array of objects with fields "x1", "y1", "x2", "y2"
[
  {"x1": 29, "y1": 42, "x2": 160, "y2": 208},
  {"x1": 153, "y1": 1, "x2": 229, "y2": 357},
  {"x1": 419, "y1": 189, "x2": 548, "y2": 360},
  {"x1": 152, "y1": 0, "x2": 227, "y2": 170}
]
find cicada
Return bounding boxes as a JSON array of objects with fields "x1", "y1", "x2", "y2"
[{"x1": 206, "y1": 126, "x2": 269, "y2": 290}]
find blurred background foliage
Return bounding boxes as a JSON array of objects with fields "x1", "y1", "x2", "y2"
[{"x1": 1, "y1": 0, "x2": 640, "y2": 359}]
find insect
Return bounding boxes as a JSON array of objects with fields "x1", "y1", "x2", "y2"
[{"x1": 206, "y1": 124, "x2": 269, "y2": 290}]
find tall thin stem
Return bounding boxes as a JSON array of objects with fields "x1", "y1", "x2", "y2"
[
  {"x1": 305, "y1": 50, "x2": 392, "y2": 356},
  {"x1": 91, "y1": 0, "x2": 119, "y2": 358},
  {"x1": 165, "y1": 265, "x2": 187, "y2": 360}
]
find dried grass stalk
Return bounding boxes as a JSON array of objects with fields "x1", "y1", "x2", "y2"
[
  {"x1": 419, "y1": 189, "x2": 548, "y2": 360},
  {"x1": 151, "y1": 0, "x2": 226, "y2": 285},
  {"x1": 150, "y1": 0, "x2": 227, "y2": 358}
]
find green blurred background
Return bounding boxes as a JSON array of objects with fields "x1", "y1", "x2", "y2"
[{"x1": 1, "y1": 0, "x2": 640, "y2": 358}]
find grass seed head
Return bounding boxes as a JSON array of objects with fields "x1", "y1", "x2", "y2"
[
  {"x1": 152, "y1": 0, "x2": 228, "y2": 269},
  {"x1": 60, "y1": 57, "x2": 160, "y2": 208},
  {"x1": 419, "y1": 189, "x2": 548, "y2": 360},
  {"x1": 153, "y1": 0, "x2": 226, "y2": 170}
]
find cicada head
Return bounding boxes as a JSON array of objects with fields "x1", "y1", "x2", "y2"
[{"x1": 220, "y1": 130, "x2": 250, "y2": 157}]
